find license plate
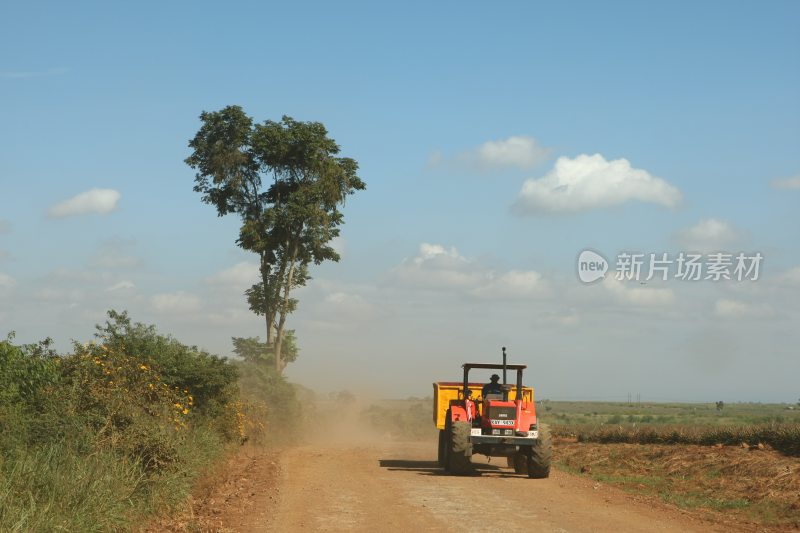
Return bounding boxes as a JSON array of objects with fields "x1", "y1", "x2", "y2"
[{"x1": 491, "y1": 419, "x2": 515, "y2": 426}]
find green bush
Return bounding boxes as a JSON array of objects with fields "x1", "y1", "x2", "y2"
[
  {"x1": 235, "y1": 359, "x2": 300, "y2": 444},
  {"x1": 0, "y1": 311, "x2": 243, "y2": 531},
  {"x1": 94, "y1": 310, "x2": 239, "y2": 419}
]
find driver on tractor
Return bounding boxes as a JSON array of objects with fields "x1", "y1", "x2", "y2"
[{"x1": 482, "y1": 373, "x2": 502, "y2": 397}]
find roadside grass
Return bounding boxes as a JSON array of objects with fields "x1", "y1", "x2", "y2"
[
  {"x1": 555, "y1": 441, "x2": 800, "y2": 529},
  {"x1": 0, "y1": 442, "x2": 141, "y2": 532},
  {"x1": 662, "y1": 491, "x2": 751, "y2": 511}
]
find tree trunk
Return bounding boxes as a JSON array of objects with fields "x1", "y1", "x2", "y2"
[
  {"x1": 274, "y1": 247, "x2": 298, "y2": 374},
  {"x1": 260, "y1": 253, "x2": 274, "y2": 347}
]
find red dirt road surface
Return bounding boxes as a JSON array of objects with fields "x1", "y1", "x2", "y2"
[{"x1": 206, "y1": 440, "x2": 741, "y2": 533}]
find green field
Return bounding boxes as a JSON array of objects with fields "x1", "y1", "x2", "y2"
[
  {"x1": 540, "y1": 399, "x2": 800, "y2": 427},
  {"x1": 367, "y1": 398, "x2": 800, "y2": 429},
  {"x1": 363, "y1": 398, "x2": 800, "y2": 451}
]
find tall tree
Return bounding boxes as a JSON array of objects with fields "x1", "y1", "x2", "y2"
[{"x1": 186, "y1": 107, "x2": 364, "y2": 372}]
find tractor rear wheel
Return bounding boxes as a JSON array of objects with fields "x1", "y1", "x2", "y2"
[
  {"x1": 437, "y1": 429, "x2": 447, "y2": 466},
  {"x1": 447, "y1": 421, "x2": 473, "y2": 475},
  {"x1": 527, "y1": 423, "x2": 552, "y2": 479}
]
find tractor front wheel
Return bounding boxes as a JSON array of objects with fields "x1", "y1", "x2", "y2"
[
  {"x1": 447, "y1": 421, "x2": 473, "y2": 475},
  {"x1": 527, "y1": 423, "x2": 552, "y2": 479},
  {"x1": 511, "y1": 452, "x2": 528, "y2": 474}
]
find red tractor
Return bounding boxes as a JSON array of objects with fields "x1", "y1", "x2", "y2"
[{"x1": 432, "y1": 348, "x2": 551, "y2": 477}]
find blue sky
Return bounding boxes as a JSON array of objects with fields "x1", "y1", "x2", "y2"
[{"x1": 1, "y1": 1, "x2": 798, "y2": 401}]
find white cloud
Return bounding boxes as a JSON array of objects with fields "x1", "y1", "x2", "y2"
[
  {"x1": 467, "y1": 136, "x2": 550, "y2": 170},
  {"x1": 676, "y1": 218, "x2": 739, "y2": 252},
  {"x1": 48, "y1": 188, "x2": 121, "y2": 218},
  {"x1": 430, "y1": 136, "x2": 549, "y2": 173},
  {"x1": 770, "y1": 175, "x2": 800, "y2": 190},
  {"x1": 330, "y1": 236, "x2": 346, "y2": 258},
  {"x1": 0, "y1": 219, "x2": 10, "y2": 234},
  {"x1": 390, "y1": 243, "x2": 546, "y2": 300},
  {"x1": 199, "y1": 308, "x2": 255, "y2": 327},
  {"x1": 206, "y1": 261, "x2": 260, "y2": 289},
  {"x1": 90, "y1": 237, "x2": 142, "y2": 269},
  {"x1": 92, "y1": 253, "x2": 141, "y2": 269},
  {"x1": 778, "y1": 267, "x2": 800, "y2": 285},
  {"x1": 0, "y1": 251, "x2": 10, "y2": 262},
  {"x1": 0, "y1": 272, "x2": 16, "y2": 288},
  {"x1": 542, "y1": 310, "x2": 580, "y2": 327},
  {"x1": 33, "y1": 287, "x2": 84, "y2": 302},
  {"x1": 512, "y1": 153, "x2": 682, "y2": 214},
  {"x1": 391, "y1": 243, "x2": 485, "y2": 290},
  {"x1": 714, "y1": 298, "x2": 773, "y2": 318},
  {"x1": 151, "y1": 292, "x2": 202, "y2": 314},
  {"x1": 427, "y1": 150, "x2": 443, "y2": 167},
  {"x1": 0, "y1": 67, "x2": 68, "y2": 79},
  {"x1": 603, "y1": 277, "x2": 675, "y2": 306},
  {"x1": 48, "y1": 267, "x2": 112, "y2": 284},
  {"x1": 323, "y1": 291, "x2": 374, "y2": 316},
  {"x1": 473, "y1": 270, "x2": 547, "y2": 299},
  {"x1": 106, "y1": 280, "x2": 135, "y2": 292}
]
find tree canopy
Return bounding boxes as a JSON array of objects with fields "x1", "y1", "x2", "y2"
[{"x1": 186, "y1": 106, "x2": 365, "y2": 371}]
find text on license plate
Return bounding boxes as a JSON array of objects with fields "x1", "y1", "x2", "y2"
[{"x1": 491, "y1": 419, "x2": 515, "y2": 426}]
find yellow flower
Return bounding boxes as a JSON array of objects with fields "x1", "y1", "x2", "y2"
[
  {"x1": 148, "y1": 383, "x2": 154, "y2": 390},
  {"x1": 174, "y1": 403, "x2": 182, "y2": 409},
  {"x1": 139, "y1": 364, "x2": 148, "y2": 371},
  {"x1": 182, "y1": 408, "x2": 189, "y2": 415}
]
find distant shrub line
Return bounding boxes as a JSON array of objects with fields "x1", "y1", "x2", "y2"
[{"x1": 552, "y1": 424, "x2": 800, "y2": 456}]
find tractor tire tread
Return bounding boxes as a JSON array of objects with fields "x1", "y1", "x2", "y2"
[
  {"x1": 527, "y1": 423, "x2": 552, "y2": 479},
  {"x1": 448, "y1": 421, "x2": 473, "y2": 475}
]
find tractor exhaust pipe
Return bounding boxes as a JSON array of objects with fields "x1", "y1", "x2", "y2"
[{"x1": 502, "y1": 346, "x2": 507, "y2": 386}]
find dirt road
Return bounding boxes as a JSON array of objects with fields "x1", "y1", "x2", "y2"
[{"x1": 209, "y1": 440, "x2": 736, "y2": 533}]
